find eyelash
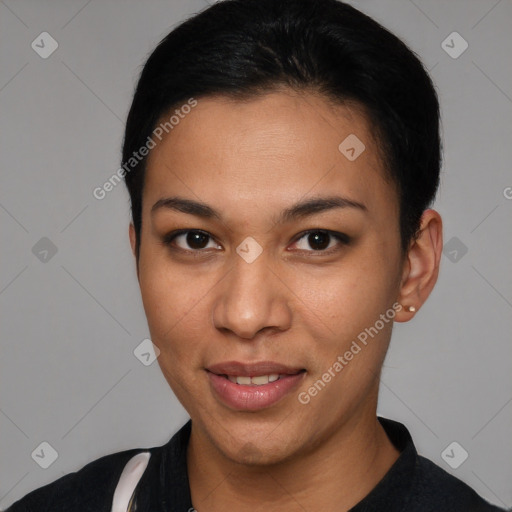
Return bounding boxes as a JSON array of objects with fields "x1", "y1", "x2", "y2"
[{"x1": 161, "y1": 229, "x2": 350, "y2": 256}]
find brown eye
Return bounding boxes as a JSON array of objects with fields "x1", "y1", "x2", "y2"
[
  {"x1": 292, "y1": 230, "x2": 349, "y2": 252},
  {"x1": 184, "y1": 231, "x2": 210, "y2": 249},
  {"x1": 163, "y1": 230, "x2": 221, "y2": 251},
  {"x1": 306, "y1": 231, "x2": 330, "y2": 250}
]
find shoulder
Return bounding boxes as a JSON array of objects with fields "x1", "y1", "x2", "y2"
[
  {"x1": 5, "y1": 446, "x2": 162, "y2": 512},
  {"x1": 375, "y1": 417, "x2": 507, "y2": 512},
  {"x1": 409, "y1": 454, "x2": 507, "y2": 511}
]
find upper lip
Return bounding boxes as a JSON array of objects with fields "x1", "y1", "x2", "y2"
[{"x1": 206, "y1": 360, "x2": 305, "y2": 377}]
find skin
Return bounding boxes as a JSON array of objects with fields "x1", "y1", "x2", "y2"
[{"x1": 129, "y1": 89, "x2": 443, "y2": 511}]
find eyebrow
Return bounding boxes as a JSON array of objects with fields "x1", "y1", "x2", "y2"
[
  {"x1": 151, "y1": 196, "x2": 222, "y2": 220},
  {"x1": 151, "y1": 195, "x2": 367, "y2": 223}
]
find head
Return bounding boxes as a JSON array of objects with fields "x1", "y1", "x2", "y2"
[{"x1": 124, "y1": 0, "x2": 442, "y2": 464}]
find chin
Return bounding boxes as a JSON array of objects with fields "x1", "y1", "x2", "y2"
[
  {"x1": 223, "y1": 437, "x2": 296, "y2": 466},
  {"x1": 206, "y1": 418, "x2": 304, "y2": 467}
]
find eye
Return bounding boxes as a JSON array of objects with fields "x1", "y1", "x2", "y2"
[
  {"x1": 290, "y1": 230, "x2": 349, "y2": 253},
  {"x1": 162, "y1": 229, "x2": 349, "y2": 255},
  {"x1": 163, "y1": 229, "x2": 221, "y2": 251}
]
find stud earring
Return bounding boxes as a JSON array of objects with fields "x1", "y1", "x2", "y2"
[{"x1": 405, "y1": 305, "x2": 416, "y2": 313}]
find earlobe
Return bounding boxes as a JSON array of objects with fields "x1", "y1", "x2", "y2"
[{"x1": 395, "y1": 209, "x2": 443, "y2": 322}]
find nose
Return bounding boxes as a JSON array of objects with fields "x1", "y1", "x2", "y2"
[{"x1": 212, "y1": 252, "x2": 292, "y2": 340}]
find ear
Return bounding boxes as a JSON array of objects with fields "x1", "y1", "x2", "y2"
[
  {"x1": 395, "y1": 209, "x2": 443, "y2": 322},
  {"x1": 129, "y1": 223, "x2": 140, "y2": 279}
]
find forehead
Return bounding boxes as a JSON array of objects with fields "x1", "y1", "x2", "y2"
[{"x1": 143, "y1": 90, "x2": 396, "y2": 222}]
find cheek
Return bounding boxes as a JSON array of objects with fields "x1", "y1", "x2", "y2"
[
  {"x1": 289, "y1": 251, "x2": 399, "y2": 378},
  {"x1": 137, "y1": 250, "x2": 211, "y2": 361},
  {"x1": 293, "y1": 268, "x2": 395, "y2": 411},
  {"x1": 138, "y1": 260, "x2": 212, "y2": 409},
  {"x1": 296, "y1": 259, "x2": 394, "y2": 332}
]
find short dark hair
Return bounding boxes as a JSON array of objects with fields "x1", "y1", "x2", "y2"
[{"x1": 123, "y1": 0, "x2": 441, "y2": 258}]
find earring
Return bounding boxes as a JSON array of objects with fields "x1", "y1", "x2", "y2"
[{"x1": 405, "y1": 305, "x2": 416, "y2": 313}]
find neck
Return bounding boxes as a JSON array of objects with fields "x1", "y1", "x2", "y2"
[{"x1": 186, "y1": 408, "x2": 400, "y2": 512}]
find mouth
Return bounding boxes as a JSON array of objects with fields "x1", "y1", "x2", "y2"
[
  {"x1": 206, "y1": 361, "x2": 306, "y2": 411},
  {"x1": 224, "y1": 374, "x2": 284, "y2": 385}
]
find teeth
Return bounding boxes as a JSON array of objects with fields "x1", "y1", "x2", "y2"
[
  {"x1": 251, "y1": 375, "x2": 270, "y2": 385},
  {"x1": 226, "y1": 374, "x2": 281, "y2": 386}
]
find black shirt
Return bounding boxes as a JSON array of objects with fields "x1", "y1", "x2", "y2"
[{"x1": 6, "y1": 416, "x2": 507, "y2": 511}]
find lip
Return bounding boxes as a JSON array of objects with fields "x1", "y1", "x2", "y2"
[
  {"x1": 207, "y1": 360, "x2": 304, "y2": 377},
  {"x1": 206, "y1": 361, "x2": 306, "y2": 411}
]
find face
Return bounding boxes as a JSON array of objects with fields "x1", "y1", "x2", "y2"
[{"x1": 131, "y1": 90, "x2": 406, "y2": 465}]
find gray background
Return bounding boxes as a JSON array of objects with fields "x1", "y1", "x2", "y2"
[{"x1": 1, "y1": 0, "x2": 511, "y2": 509}]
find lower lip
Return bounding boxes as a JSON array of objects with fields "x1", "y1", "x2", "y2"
[{"x1": 207, "y1": 371, "x2": 305, "y2": 411}]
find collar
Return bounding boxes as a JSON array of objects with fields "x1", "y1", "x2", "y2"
[
  {"x1": 349, "y1": 416, "x2": 417, "y2": 511},
  {"x1": 147, "y1": 416, "x2": 417, "y2": 511}
]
